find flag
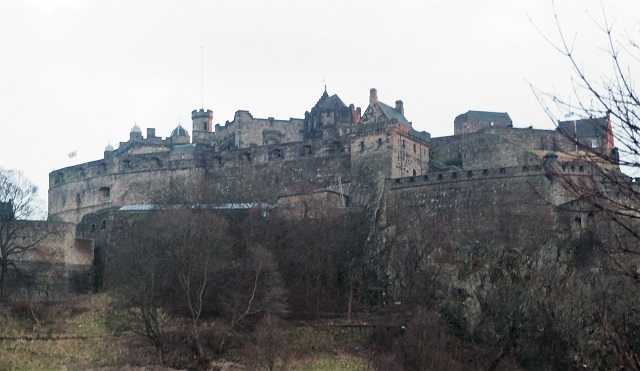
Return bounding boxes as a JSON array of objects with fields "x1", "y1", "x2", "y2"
[
  {"x1": 564, "y1": 112, "x2": 575, "y2": 118},
  {"x1": 68, "y1": 151, "x2": 77, "y2": 158}
]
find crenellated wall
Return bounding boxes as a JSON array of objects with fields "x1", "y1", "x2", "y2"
[{"x1": 381, "y1": 165, "x2": 593, "y2": 256}]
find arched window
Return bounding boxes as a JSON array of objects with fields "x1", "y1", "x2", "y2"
[
  {"x1": 101, "y1": 220, "x2": 107, "y2": 230},
  {"x1": 90, "y1": 224, "x2": 96, "y2": 233}
]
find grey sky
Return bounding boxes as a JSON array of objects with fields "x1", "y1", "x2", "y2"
[{"x1": 1, "y1": 0, "x2": 637, "y2": 210}]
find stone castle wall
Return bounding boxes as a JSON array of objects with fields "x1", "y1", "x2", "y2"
[
  {"x1": 214, "y1": 110, "x2": 305, "y2": 149},
  {"x1": 382, "y1": 165, "x2": 582, "y2": 256},
  {"x1": 429, "y1": 127, "x2": 577, "y2": 170},
  {"x1": 49, "y1": 138, "x2": 353, "y2": 223}
]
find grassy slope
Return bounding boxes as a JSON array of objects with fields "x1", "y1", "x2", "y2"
[{"x1": 0, "y1": 294, "x2": 375, "y2": 370}]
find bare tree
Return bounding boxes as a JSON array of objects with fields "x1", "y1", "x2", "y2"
[
  {"x1": 0, "y1": 168, "x2": 45, "y2": 301},
  {"x1": 530, "y1": 4, "x2": 640, "y2": 247},
  {"x1": 530, "y1": 7, "x2": 640, "y2": 369}
]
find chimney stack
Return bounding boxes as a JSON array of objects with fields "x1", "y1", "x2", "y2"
[
  {"x1": 369, "y1": 88, "x2": 378, "y2": 105},
  {"x1": 395, "y1": 100, "x2": 404, "y2": 115}
]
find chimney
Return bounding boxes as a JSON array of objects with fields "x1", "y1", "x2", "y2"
[
  {"x1": 369, "y1": 88, "x2": 378, "y2": 105},
  {"x1": 395, "y1": 100, "x2": 404, "y2": 115}
]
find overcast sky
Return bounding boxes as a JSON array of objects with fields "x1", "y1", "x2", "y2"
[{"x1": 1, "y1": 0, "x2": 638, "y2": 212}]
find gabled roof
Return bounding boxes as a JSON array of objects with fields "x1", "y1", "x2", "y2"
[
  {"x1": 313, "y1": 89, "x2": 347, "y2": 111},
  {"x1": 378, "y1": 101, "x2": 411, "y2": 126}
]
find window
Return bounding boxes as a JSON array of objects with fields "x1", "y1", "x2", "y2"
[
  {"x1": 591, "y1": 138, "x2": 598, "y2": 148},
  {"x1": 377, "y1": 138, "x2": 383, "y2": 147},
  {"x1": 99, "y1": 187, "x2": 110, "y2": 199},
  {"x1": 269, "y1": 149, "x2": 283, "y2": 160},
  {"x1": 360, "y1": 141, "x2": 365, "y2": 151},
  {"x1": 413, "y1": 143, "x2": 416, "y2": 153},
  {"x1": 413, "y1": 169, "x2": 417, "y2": 176},
  {"x1": 90, "y1": 224, "x2": 96, "y2": 233},
  {"x1": 101, "y1": 220, "x2": 107, "y2": 230}
]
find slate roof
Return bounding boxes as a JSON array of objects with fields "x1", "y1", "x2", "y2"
[
  {"x1": 378, "y1": 101, "x2": 411, "y2": 126},
  {"x1": 557, "y1": 117, "x2": 608, "y2": 138},
  {"x1": 454, "y1": 111, "x2": 512, "y2": 124},
  {"x1": 314, "y1": 90, "x2": 347, "y2": 110},
  {"x1": 170, "y1": 124, "x2": 189, "y2": 137}
]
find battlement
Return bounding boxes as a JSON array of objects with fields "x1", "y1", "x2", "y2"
[{"x1": 387, "y1": 161, "x2": 601, "y2": 190}]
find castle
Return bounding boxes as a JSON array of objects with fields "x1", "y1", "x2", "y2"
[{"x1": 10, "y1": 87, "x2": 620, "y2": 300}]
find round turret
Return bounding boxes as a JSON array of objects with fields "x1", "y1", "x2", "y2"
[
  {"x1": 104, "y1": 142, "x2": 114, "y2": 152},
  {"x1": 131, "y1": 124, "x2": 142, "y2": 134}
]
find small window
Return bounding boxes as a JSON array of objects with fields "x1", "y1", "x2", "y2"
[
  {"x1": 242, "y1": 152, "x2": 251, "y2": 162},
  {"x1": 413, "y1": 144, "x2": 416, "y2": 153},
  {"x1": 591, "y1": 138, "x2": 598, "y2": 148},
  {"x1": 99, "y1": 187, "x2": 110, "y2": 199},
  {"x1": 412, "y1": 169, "x2": 417, "y2": 176},
  {"x1": 203, "y1": 123, "x2": 207, "y2": 130},
  {"x1": 269, "y1": 149, "x2": 283, "y2": 160},
  {"x1": 101, "y1": 220, "x2": 106, "y2": 230},
  {"x1": 377, "y1": 138, "x2": 383, "y2": 147},
  {"x1": 499, "y1": 168, "x2": 506, "y2": 174},
  {"x1": 90, "y1": 224, "x2": 96, "y2": 233},
  {"x1": 467, "y1": 171, "x2": 473, "y2": 178},
  {"x1": 360, "y1": 141, "x2": 365, "y2": 151}
]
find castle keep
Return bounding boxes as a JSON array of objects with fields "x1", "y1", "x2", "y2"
[{"x1": 38, "y1": 87, "x2": 617, "y2": 300}]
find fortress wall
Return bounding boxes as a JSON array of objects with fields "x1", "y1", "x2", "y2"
[
  {"x1": 48, "y1": 167, "x2": 205, "y2": 223},
  {"x1": 383, "y1": 166, "x2": 578, "y2": 255},
  {"x1": 214, "y1": 111, "x2": 304, "y2": 148},
  {"x1": 49, "y1": 139, "x2": 354, "y2": 223},
  {"x1": 199, "y1": 140, "x2": 352, "y2": 203},
  {"x1": 350, "y1": 129, "x2": 394, "y2": 206},
  {"x1": 430, "y1": 127, "x2": 576, "y2": 170},
  {"x1": 391, "y1": 130, "x2": 429, "y2": 178},
  {"x1": 8, "y1": 221, "x2": 93, "y2": 301}
]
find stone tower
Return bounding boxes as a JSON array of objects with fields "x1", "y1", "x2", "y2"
[{"x1": 191, "y1": 108, "x2": 214, "y2": 144}]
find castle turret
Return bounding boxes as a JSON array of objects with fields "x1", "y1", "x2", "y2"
[
  {"x1": 130, "y1": 123, "x2": 143, "y2": 142},
  {"x1": 191, "y1": 108, "x2": 214, "y2": 144},
  {"x1": 104, "y1": 142, "x2": 115, "y2": 158}
]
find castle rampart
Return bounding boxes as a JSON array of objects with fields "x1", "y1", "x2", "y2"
[{"x1": 49, "y1": 136, "x2": 355, "y2": 223}]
